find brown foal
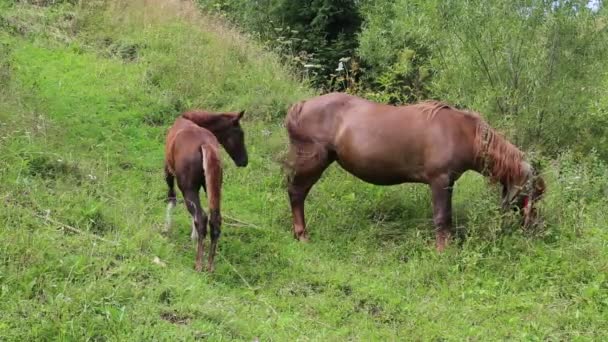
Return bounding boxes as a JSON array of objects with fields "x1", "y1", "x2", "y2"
[
  {"x1": 284, "y1": 92, "x2": 545, "y2": 251},
  {"x1": 164, "y1": 110, "x2": 247, "y2": 272}
]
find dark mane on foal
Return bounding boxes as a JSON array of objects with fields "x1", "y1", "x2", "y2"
[
  {"x1": 182, "y1": 110, "x2": 224, "y2": 127},
  {"x1": 182, "y1": 110, "x2": 212, "y2": 119}
]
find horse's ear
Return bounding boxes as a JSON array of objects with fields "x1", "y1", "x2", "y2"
[{"x1": 237, "y1": 110, "x2": 245, "y2": 120}]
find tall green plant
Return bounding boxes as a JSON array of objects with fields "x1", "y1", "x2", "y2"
[
  {"x1": 196, "y1": 0, "x2": 362, "y2": 90},
  {"x1": 358, "y1": 0, "x2": 608, "y2": 154}
]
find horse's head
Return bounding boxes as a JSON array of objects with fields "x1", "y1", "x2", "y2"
[
  {"x1": 214, "y1": 110, "x2": 248, "y2": 167},
  {"x1": 502, "y1": 161, "x2": 546, "y2": 228}
]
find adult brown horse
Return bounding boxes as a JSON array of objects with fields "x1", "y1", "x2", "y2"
[
  {"x1": 284, "y1": 92, "x2": 545, "y2": 251},
  {"x1": 165, "y1": 110, "x2": 247, "y2": 272}
]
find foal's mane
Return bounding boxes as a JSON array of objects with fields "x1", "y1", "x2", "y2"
[
  {"x1": 473, "y1": 120, "x2": 525, "y2": 185},
  {"x1": 182, "y1": 110, "x2": 224, "y2": 127}
]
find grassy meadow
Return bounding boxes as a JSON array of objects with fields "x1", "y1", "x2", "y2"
[{"x1": 0, "y1": 1, "x2": 607, "y2": 340}]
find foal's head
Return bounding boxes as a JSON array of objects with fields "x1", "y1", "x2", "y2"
[
  {"x1": 502, "y1": 161, "x2": 546, "y2": 228},
  {"x1": 183, "y1": 110, "x2": 249, "y2": 167},
  {"x1": 214, "y1": 111, "x2": 248, "y2": 167}
]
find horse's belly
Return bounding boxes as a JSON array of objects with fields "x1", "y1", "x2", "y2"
[
  {"x1": 335, "y1": 157, "x2": 427, "y2": 185},
  {"x1": 333, "y1": 125, "x2": 431, "y2": 185}
]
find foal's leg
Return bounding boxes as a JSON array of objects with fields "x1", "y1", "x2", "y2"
[
  {"x1": 163, "y1": 165, "x2": 177, "y2": 233},
  {"x1": 182, "y1": 189, "x2": 208, "y2": 272},
  {"x1": 207, "y1": 208, "x2": 221, "y2": 272},
  {"x1": 287, "y1": 146, "x2": 332, "y2": 241},
  {"x1": 430, "y1": 175, "x2": 454, "y2": 252}
]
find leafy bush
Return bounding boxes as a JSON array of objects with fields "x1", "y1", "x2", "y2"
[
  {"x1": 196, "y1": 0, "x2": 362, "y2": 90},
  {"x1": 358, "y1": 0, "x2": 608, "y2": 155}
]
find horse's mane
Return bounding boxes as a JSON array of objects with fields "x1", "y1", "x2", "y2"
[
  {"x1": 413, "y1": 100, "x2": 453, "y2": 120},
  {"x1": 415, "y1": 100, "x2": 525, "y2": 184},
  {"x1": 473, "y1": 119, "x2": 525, "y2": 185},
  {"x1": 413, "y1": 100, "x2": 483, "y2": 121}
]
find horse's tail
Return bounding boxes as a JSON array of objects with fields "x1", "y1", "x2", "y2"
[
  {"x1": 282, "y1": 101, "x2": 304, "y2": 176},
  {"x1": 285, "y1": 101, "x2": 311, "y2": 144},
  {"x1": 282, "y1": 100, "x2": 328, "y2": 183},
  {"x1": 201, "y1": 145, "x2": 222, "y2": 212}
]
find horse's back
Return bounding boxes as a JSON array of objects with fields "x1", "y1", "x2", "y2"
[
  {"x1": 287, "y1": 93, "x2": 480, "y2": 184},
  {"x1": 286, "y1": 92, "x2": 376, "y2": 144}
]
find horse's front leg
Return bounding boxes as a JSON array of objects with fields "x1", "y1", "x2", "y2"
[{"x1": 430, "y1": 176, "x2": 454, "y2": 252}]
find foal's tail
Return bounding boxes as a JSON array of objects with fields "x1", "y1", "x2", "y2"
[
  {"x1": 201, "y1": 145, "x2": 222, "y2": 211},
  {"x1": 164, "y1": 163, "x2": 177, "y2": 231}
]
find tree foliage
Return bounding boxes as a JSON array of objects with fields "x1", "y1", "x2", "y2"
[
  {"x1": 359, "y1": 0, "x2": 608, "y2": 154},
  {"x1": 196, "y1": 0, "x2": 362, "y2": 90}
]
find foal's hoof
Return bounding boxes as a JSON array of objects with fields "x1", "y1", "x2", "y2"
[
  {"x1": 194, "y1": 264, "x2": 203, "y2": 272},
  {"x1": 296, "y1": 233, "x2": 310, "y2": 242},
  {"x1": 435, "y1": 239, "x2": 449, "y2": 252}
]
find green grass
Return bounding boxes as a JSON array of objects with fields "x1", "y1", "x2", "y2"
[{"x1": 1, "y1": 1, "x2": 607, "y2": 340}]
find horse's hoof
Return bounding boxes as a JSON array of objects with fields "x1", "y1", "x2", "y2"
[{"x1": 194, "y1": 264, "x2": 203, "y2": 272}]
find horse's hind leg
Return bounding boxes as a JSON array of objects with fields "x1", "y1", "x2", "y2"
[
  {"x1": 182, "y1": 189, "x2": 208, "y2": 272},
  {"x1": 286, "y1": 144, "x2": 332, "y2": 241},
  {"x1": 430, "y1": 175, "x2": 454, "y2": 252},
  {"x1": 164, "y1": 164, "x2": 177, "y2": 233}
]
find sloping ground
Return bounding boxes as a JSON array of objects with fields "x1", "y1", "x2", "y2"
[{"x1": 0, "y1": 1, "x2": 607, "y2": 340}]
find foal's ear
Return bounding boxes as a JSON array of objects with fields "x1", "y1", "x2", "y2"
[{"x1": 232, "y1": 110, "x2": 245, "y2": 126}]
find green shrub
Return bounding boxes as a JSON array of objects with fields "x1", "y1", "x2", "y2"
[
  {"x1": 196, "y1": 0, "x2": 362, "y2": 90},
  {"x1": 358, "y1": 0, "x2": 608, "y2": 156}
]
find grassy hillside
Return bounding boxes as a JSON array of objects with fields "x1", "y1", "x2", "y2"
[{"x1": 1, "y1": 0, "x2": 607, "y2": 340}]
